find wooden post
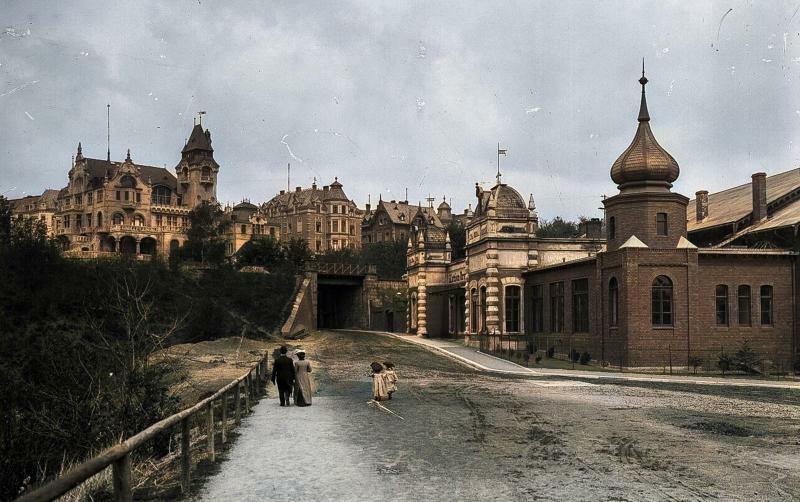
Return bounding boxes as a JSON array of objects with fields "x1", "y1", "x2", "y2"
[
  {"x1": 244, "y1": 375, "x2": 251, "y2": 412},
  {"x1": 207, "y1": 401, "x2": 215, "y2": 462},
  {"x1": 221, "y1": 391, "x2": 228, "y2": 444},
  {"x1": 112, "y1": 453, "x2": 132, "y2": 502},
  {"x1": 180, "y1": 417, "x2": 191, "y2": 493},
  {"x1": 234, "y1": 383, "x2": 241, "y2": 424}
]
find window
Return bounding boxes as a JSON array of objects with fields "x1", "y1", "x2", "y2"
[
  {"x1": 480, "y1": 286, "x2": 487, "y2": 333},
  {"x1": 572, "y1": 279, "x2": 589, "y2": 332},
  {"x1": 609, "y1": 277, "x2": 619, "y2": 327},
  {"x1": 112, "y1": 213, "x2": 123, "y2": 225},
  {"x1": 549, "y1": 282, "x2": 564, "y2": 332},
  {"x1": 120, "y1": 175, "x2": 136, "y2": 188},
  {"x1": 530, "y1": 285, "x2": 543, "y2": 332},
  {"x1": 737, "y1": 286, "x2": 751, "y2": 326},
  {"x1": 316, "y1": 221, "x2": 321, "y2": 233},
  {"x1": 316, "y1": 240, "x2": 321, "y2": 251},
  {"x1": 135, "y1": 192, "x2": 141, "y2": 203},
  {"x1": 116, "y1": 191, "x2": 121, "y2": 201},
  {"x1": 97, "y1": 190, "x2": 103, "y2": 201},
  {"x1": 97, "y1": 212, "x2": 103, "y2": 227},
  {"x1": 270, "y1": 227, "x2": 276, "y2": 236},
  {"x1": 153, "y1": 186, "x2": 171, "y2": 205},
  {"x1": 651, "y1": 276, "x2": 673, "y2": 326},
  {"x1": 608, "y1": 216, "x2": 615, "y2": 239},
  {"x1": 241, "y1": 224, "x2": 247, "y2": 234},
  {"x1": 333, "y1": 220, "x2": 339, "y2": 233},
  {"x1": 124, "y1": 191, "x2": 130, "y2": 201},
  {"x1": 715, "y1": 285, "x2": 729, "y2": 326},
  {"x1": 760, "y1": 285, "x2": 773, "y2": 325},
  {"x1": 471, "y1": 289, "x2": 478, "y2": 333},
  {"x1": 656, "y1": 213, "x2": 668, "y2": 236},
  {"x1": 133, "y1": 214, "x2": 144, "y2": 226},
  {"x1": 63, "y1": 215, "x2": 70, "y2": 228},
  {"x1": 87, "y1": 192, "x2": 93, "y2": 205},
  {"x1": 505, "y1": 286, "x2": 521, "y2": 332},
  {"x1": 156, "y1": 215, "x2": 163, "y2": 226}
]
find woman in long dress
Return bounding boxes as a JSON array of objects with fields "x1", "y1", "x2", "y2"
[{"x1": 293, "y1": 350, "x2": 313, "y2": 406}]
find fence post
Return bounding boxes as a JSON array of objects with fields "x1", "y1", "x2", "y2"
[
  {"x1": 221, "y1": 391, "x2": 228, "y2": 444},
  {"x1": 180, "y1": 417, "x2": 191, "y2": 493},
  {"x1": 244, "y1": 375, "x2": 251, "y2": 412},
  {"x1": 112, "y1": 453, "x2": 132, "y2": 502},
  {"x1": 235, "y1": 382, "x2": 242, "y2": 424},
  {"x1": 207, "y1": 401, "x2": 215, "y2": 463}
]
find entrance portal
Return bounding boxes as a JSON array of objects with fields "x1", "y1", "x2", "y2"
[{"x1": 317, "y1": 283, "x2": 362, "y2": 329}]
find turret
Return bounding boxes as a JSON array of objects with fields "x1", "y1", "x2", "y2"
[{"x1": 176, "y1": 121, "x2": 220, "y2": 208}]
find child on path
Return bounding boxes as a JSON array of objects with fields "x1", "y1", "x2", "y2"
[
  {"x1": 383, "y1": 361, "x2": 398, "y2": 400},
  {"x1": 370, "y1": 361, "x2": 389, "y2": 401}
]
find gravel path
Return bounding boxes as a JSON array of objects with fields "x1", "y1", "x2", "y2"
[{"x1": 194, "y1": 330, "x2": 800, "y2": 501}]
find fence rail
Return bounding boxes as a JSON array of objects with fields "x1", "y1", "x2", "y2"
[
  {"x1": 312, "y1": 261, "x2": 376, "y2": 276},
  {"x1": 15, "y1": 355, "x2": 269, "y2": 502}
]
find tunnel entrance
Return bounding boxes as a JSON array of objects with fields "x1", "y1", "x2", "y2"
[{"x1": 317, "y1": 280, "x2": 363, "y2": 329}]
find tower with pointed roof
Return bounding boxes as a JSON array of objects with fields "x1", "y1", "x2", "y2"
[
  {"x1": 176, "y1": 122, "x2": 219, "y2": 208},
  {"x1": 603, "y1": 63, "x2": 688, "y2": 250}
]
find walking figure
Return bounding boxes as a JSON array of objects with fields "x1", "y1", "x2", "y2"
[
  {"x1": 271, "y1": 346, "x2": 295, "y2": 407},
  {"x1": 383, "y1": 361, "x2": 398, "y2": 400},
  {"x1": 370, "y1": 361, "x2": 389, "y2": 401},
  {"x1": 293, "y1": 349, "x2": 313, "y2": 407}
]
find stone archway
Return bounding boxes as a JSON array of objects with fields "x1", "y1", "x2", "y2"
[
  {"x1": 102, "y1": 235, "x2": 116, "y2": 252},
  {"x1": 119, "y1": 236, "x2": 137, "y2": 255},
  {"x1": 169, "y1": 239, "x2": 180, "y2": 253},
  {"x1": 140, "y1": 237, "x2": 157, "y2": 255}
]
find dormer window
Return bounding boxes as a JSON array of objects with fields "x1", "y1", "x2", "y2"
[{"x1": 120, "y1": 175, "x2": 136, "y2": 188}]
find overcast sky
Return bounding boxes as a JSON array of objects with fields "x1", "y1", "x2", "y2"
[{"x1": 2, "y1": 1, "x2": 799, "y2": 221}]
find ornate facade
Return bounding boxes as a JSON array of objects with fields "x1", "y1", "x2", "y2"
[{"x1": 261, "y1": 178, "x2": 362, "y2": 252}]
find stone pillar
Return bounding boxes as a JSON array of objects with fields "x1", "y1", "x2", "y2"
[
  {"x1": 417, "y1": 270, "x2": 427, "y2": 337},
  {"x1": 135, "y1": 239, "x2": 141, "y2": 255},
  {"x1": 406, "y1": 290, "x2": 412, "y2": 334},
  {"x1": 463, "y1": 286, "x2": 471, "y2": 335},
  {"x1": 485, "y1": 248, "x2": 501, "y2": 334},
  {"x1": 113, "y1": 239, "x2": 119, "y2": 253}
]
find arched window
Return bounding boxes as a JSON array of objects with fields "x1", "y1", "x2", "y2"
[
  {"x1": 737, "y1": 285, "x2": 751, "y2": 325},
  {"x1": 608, "y1": 216, "x2": 616, "y2": 240},
  {"x1": 609, "y1": 277, "x2": 619, "y2": 326},
  {"x1": 133, "y1": 214, "x2": 145, "y2": 227},
  {"x1": 651, "y1": 276, "x2": 673, "y2": 326},
  {"x1": 152, "y1": 185, "x2": 171, "y2": 205},
  {"x1": 656, "y1": 212, "x2": 668, "y2": 236},
  {"x1": 505, "y1": 285, "x2": 521, "y2": 333},
  {"x1": 715, "y1": 285, "x2": 729, "y2": 326},
  {"x1": 480, "y1": 286, "x2": 487, "y2": 333},
  {"x1": 760, "y1": 285, "x2": 773, "y2": 325},
  {"x1": 120, "y1": 175, "x2": 136, "y2": 188},
  {"x1": 96, "y1": 212, "x2": 103, "y2": 228},
  {"x1": 470, "y1": 288, "x2": 478, "y2": 334},
  {"x1": 112, "y1": 213, "x2": 124, "y2": 225},
  {"x1": 202, "y1": 166, "x2": 211, "y2": 178}
]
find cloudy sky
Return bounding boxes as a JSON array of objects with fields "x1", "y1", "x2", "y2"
[{"x1": 1, "y1": 1, "x2": 799, "y2": 221}]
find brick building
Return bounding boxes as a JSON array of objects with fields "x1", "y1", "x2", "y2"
[{"x1": 408, "y1": 68, "x2": 799, "y2": 371}]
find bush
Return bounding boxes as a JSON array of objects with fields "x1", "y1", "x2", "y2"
[
  {"x1": 717, "y1": 353, "x2": 733, "y2": 374},
  {"x1": 734, "y1": 340, "x2": 760, "y2": 374},
  {"x1": 546, "y1": 346, "x2": 555, "y2": 358},
  {"x1": 570, "y1": 349, "x2": 580, "y2": 363},
  {"x1": 579, "y1": 351, "x2": 591, "y2": 365},
  {"x1": 688, "y1": 356, "x2": 704, "y2": 375}
]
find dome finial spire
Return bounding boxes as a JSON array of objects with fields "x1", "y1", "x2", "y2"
[{"x1": 638, "y1": 58, "x2": 650, "y2": 122}]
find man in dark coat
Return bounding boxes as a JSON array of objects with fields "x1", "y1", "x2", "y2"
[{"x1": 271, "y1": 346, "x2": 295, "y2": 406}]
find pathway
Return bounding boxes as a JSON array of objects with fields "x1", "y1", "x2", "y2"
[{"x1": 366, "y1": 331, "x2": 800, "y2": 390}]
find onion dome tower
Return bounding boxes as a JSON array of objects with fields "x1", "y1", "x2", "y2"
[{"x1": 603, "y1": 62, "x2": 688, "y2": 250}]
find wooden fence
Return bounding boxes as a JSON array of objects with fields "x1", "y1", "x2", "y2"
[{"x1": 15, "y1": 355, "x2": 269, "y2": 502}]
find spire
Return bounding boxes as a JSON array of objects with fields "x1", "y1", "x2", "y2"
[
  {"x1": 638, "y1": 58, "x2": 650, "y2": 122},
  {"x1": 125, "y1": 148, "x2": 131, "y2": 162}
]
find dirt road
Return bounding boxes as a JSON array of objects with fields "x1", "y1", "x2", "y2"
[{"x1": 197, "y1": 330, "x2": 800, "y2": 501}]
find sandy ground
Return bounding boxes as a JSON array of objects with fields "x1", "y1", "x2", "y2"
[{"x1": 196, "y1": 330, "x2": 800, "y2": 501}]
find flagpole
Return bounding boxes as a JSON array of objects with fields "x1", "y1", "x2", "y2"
[{"x1": 497, "y1": 142, "x2": 500, "y2": 181}]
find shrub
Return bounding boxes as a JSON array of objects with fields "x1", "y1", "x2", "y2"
[
  {"x1": 579, "y1": 351, "x2": 591, "y2": 365},
  {"x1": 688, "y1": 356, "x2": 704, "y2": 375},
  {"x1": 734, "y1": 340, "x2": 760, "y2": 374},
  {"x1": 546, "y1": 346, "x2": 555, "y2": 358},
  {"x1": 717, "y1": 353, "x2": 733, "y2": 374},
  {"x1": 570, "y1": 349, "x2": 580, "y2": 363}
]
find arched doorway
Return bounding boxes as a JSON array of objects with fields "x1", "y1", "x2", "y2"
[
  {"x1": 119, "y1": 236, "x2": 137, "y2": 255},
  {"x1": 96, "y1": 211, "x2": 103, "y2": 227},
  {"x1": 170, "y1": 239, "x2": 180, "y2": 254},
  {"x1": 102, "y1": 236, "x2": 116, "y2": 252},
  {"x1": 140, "y1": 237, "x2": 157, "y2": 255}
]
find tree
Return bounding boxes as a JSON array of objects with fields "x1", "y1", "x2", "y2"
[
  {"x1": 183, "y1": 201, "x2": 230, "y2": 265},
  {"x1": 283, "y1": 237, "x2": 312, "y2": 270},
  {"x1": 446, "y1": 219, "x2": 466, "y2": 260},
  {"x1": 536, "y1": 216, "x2": 582, "y2": 238},
  {"x1": 236, "y1": 236, "x2": 287, "y2": 269}
]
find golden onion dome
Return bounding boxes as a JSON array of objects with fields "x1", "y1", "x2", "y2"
[{"x1": 610, "y1": 65, "x2": 679, "y2": 189}]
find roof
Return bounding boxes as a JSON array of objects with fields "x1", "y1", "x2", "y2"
[
  {"x1": 474, "y1": 183, "x2": 528, "y2": 219},
  {"x1": 619, "y1": 235, "x2": 648, "y2": 248},
  {"x1": 79, "y1": 157, "x2": 178, "y2": 191},
  {"x1": 263, "y1": 180, "x2": 354, "y2": 211},
  {"x1": 610, "y1": 73, "x2": 679, "y2": 188},
  {"x1": 687, "y1": 168, "x2": 800, "y2": 232},
  {"x1": 372, "y1": 200, "x2": 445, "y2": 228},
  {"x1": 182, "y1": 124, "x2": 213, "y2": 153}
]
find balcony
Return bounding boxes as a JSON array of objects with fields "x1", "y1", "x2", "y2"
[
  {"x1": 178, "y1": 173, "x2": 189, "y2": 184},
  {"x1": 121, "y1": 200, "x2": 140, "y2": 209},
  {"x1": 200, "y1": 175, "x2": 213, "y2": 184}
]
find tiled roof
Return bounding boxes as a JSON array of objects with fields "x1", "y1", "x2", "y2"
[
  {"x1": 687, "y1": 168, "x2": 800, "y2": 232},
  {"x1": 80, "y1": 158, "x2": 178, "y2": 191},
  {"x1": 182, "y1": 124, "x2": 213, "y2": 153}
]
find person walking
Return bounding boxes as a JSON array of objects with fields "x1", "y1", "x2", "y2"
[
  {"x1": 271, "y1": 346, "x2": 295, "y2": 407},
  {"x1": 293, "y1": 349, "x2": 313, "y2": 407}
]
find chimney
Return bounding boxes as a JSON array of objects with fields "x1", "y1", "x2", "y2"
[
  {"x1": 323, "y1": 185, "x2": 329, "y2": 192},
  {"x1": 280, "y1": 190, "x2": 285, "y2": 195},
  {"x1": 295, "y1": 186, "x2": 302, "y2": 193},
  {"x1": 695, "y1": 190, "x2": 708, "y2": 221},
  {"x1": 752, "y1": 172, "x2": 767, "y2": 222},
  {"x1": 581, "y1": 218, "x2": 602, "y2": 239},
  {"x1": 365, "y1": 203, "x2": 371, "y2": 213}
]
